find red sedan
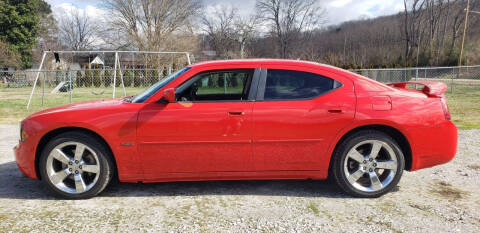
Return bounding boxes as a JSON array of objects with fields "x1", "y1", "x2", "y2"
[{"x1": 14, "y1": 59, "x2": 457, "y2": 199}]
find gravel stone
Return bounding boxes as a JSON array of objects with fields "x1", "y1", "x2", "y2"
[{"x1": 0, "y1": 124, "x2": 479, "y2": 232}]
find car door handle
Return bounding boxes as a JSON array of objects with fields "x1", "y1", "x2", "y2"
[
  {"x1": 228, "y1": 111, "x2": 245, "y2": 116},
  {"x1": 328, "y1": 109, "x2": 343, "y2": 113}
]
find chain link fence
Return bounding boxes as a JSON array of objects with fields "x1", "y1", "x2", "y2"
[
  {"x1": 351, "y1": 65, "x2": 480, "y2": 93},
  {"x1": 0, "y1": 66, "x2": 187, "y2": 114},
  {"x1": 1, "y1": 64, "x2": 479, "y2": 115}
]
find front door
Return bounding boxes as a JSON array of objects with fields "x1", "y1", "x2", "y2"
[
  {"x1": 252, "y1": 66, "x2": 356, "y2": 171},
  {"x1": 137, "y1": 69, "x2": 258, "y2": 178}
]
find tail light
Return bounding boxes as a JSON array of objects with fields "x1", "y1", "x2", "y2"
[{"x1": 440, "y1": 96, "x2": 451, "y2": 121}]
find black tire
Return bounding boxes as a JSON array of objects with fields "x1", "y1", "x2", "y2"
[
  {"x1": 331, "y1": 130, "x2": 405, "y2": 198},
  {"x1": 39, "y1": 131, "x2": 114, "y2": 199}
]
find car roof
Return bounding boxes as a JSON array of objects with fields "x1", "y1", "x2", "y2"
[{"x1": 190, "y1": 59, "x2": 328, "y2": 68}]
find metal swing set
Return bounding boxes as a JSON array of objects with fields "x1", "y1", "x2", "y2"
[{"x1": 27, "y1": 51, "x2": 192, "y2": 109}]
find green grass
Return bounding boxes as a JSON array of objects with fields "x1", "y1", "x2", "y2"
[
  {"x1": 0, "y1": 84, "x2": 479, "y2": 128},
  {"x1": 0, "y1": 85, "x2": 145, "y2": 124},
  {"x1": 446, "y1": 84, "x2": 480, "y2": 129}
]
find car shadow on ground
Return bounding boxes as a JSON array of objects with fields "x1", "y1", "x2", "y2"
[{"x1": 0, "y1": 161, "x2": 355, "y2": 200}]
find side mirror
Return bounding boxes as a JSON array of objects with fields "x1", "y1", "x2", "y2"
[{"x1": 162, "y1": 88, "x2": 176, "y2": 103}]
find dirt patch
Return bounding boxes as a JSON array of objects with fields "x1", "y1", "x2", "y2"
[
  {"x1": 431, "y1": 181, "x2": 469, "y2": 201},
  {"x1": 467, "y1": 164, "x2": 480, "y2": 170}
]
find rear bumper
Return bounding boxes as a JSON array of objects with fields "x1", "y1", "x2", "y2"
[
  {"x1": 410, "y1": 121, "x2": 457, "y2": 170},
  {"x1": 14, "y1": 141, "x2": 38, "y2": 180}
]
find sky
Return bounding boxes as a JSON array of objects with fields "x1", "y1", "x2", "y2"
[{"x1": 45, "y1": 0, "x2": 406, "y2": 27}]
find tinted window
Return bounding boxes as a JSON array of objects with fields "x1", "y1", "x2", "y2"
[
  {"x1": 263, "y1": 69, "x2": 341, "y2": 100},
  {"x1": 176, "y1": 70, "x2": 253, "y2": 101}
]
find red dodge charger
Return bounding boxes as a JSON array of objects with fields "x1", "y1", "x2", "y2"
[{"x1": 14, "y1": 59, "x2": 457, "y2": 199}]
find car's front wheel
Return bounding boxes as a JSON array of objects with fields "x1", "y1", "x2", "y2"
[
  {"x1": 39, "y1": 131, "x2": 114, "y2": 199},
  {"x1": 331, "y1": 130, "x2": 405, "y2": 198}
]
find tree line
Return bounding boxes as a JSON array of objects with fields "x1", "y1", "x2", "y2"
[{"x1": 1, "y1": 0, "x2": 479, "y2": 70}]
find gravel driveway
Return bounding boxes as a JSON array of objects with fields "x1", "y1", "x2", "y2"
[{"x1": 0, "y1": 124, "x2": 479, "y2": 232}]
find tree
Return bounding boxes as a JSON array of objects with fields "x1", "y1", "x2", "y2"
[
  {"x1": 234, "y1": 15, "x2": 259, "y2": 58},
  {"x1": 0, "y1": 0, "x2": 40, "y2": 68},
  {"x1": 201, "y1": 5, "x2": 237, "y2": 58},
  {"x1": 102, "y1": 0, "x2": 202, "y2": 50},
  {"x1": 256, "y1": 0, "x2": 324, "y2": 58},
  {"x1": 201, "y1": 5, "x2": 259, "y2": 58},
  {"x1": 0, "y1": 40, "x2": 21, "y2": 68},
  {"x1": 35, "y1": 0, "x2": 59, "y2": 53},
  {"x1": 58, "y1": 7, "x2": 98, "y2": 50}
]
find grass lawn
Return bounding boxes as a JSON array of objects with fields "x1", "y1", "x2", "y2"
[
  {"x1": 446, "y1": 84, "x2": 480, "y2": 129},
  {"x1": 0, "y1": 85, "x2": 146, "y2": 124},
  {"x1": 0, "y1": 84, "x2": 479, "y2": 129}
]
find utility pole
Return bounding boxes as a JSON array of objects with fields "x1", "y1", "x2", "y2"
[{"x1": 459, "y1": 0, "x2": 470, "y2": 67}]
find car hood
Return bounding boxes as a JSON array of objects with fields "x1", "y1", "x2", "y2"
[{"x1": 28, "y1": 98, "x2": 126, "y2": 118}]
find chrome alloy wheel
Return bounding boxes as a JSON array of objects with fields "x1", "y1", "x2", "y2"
[
  {"x1": 46, "y1": 141, "x2": 100, "y2": 194},
  {"x1": 343, "y1": 140, "x2": 398, "y2": 192}
]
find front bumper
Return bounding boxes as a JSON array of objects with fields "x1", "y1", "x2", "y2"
[{"x1": 14, "y1": 140, "x2": 38, "y2": 180}]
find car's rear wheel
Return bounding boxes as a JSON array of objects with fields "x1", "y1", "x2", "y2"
[
  {"x1": 39, "y1": 131, "x2": 114, "y2": 199},
  {"x1": 332, "y1": 130, "x2": 405, "y2": 198}
]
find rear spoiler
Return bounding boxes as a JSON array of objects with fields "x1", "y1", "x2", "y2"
[{"x1": 387, "y1": 81, "x2": 447, "y2": 97}]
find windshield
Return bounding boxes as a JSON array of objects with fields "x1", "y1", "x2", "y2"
[{"x1": 132, "y1": 67, "x2": 191, "y2": 103}]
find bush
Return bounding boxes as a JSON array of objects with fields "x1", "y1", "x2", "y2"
[
  {"x1": 134, "y1": 69, "x2": 141, "y2": 87},
  {"x1": 217, "y1": 75, "x2": 225, "y2": 87},
  {"x1": 93, "y1": 69, "x2": 101, "y2": 87},
  {"x1": 104, "y1": 70, "x2": 111, "y2": 87},
  {"x1": 208, "y1": 74, "x2": 215, "y2": 87},
  {"x1": 76, "y1": 70, "x2": 83, "y2": 87},
  {"x1": 151, "y1": 69, "x2": 159, "y2": 85},
  {"x1": 84, "y1": 67, "x2": 92, "y2": 87},
  {"x1": 115, "y1": 69, "x2": 121, "y2": 87},
  {"x1": 162, "y1": 66, "x2": 168, "y2": 77},
  {"x1": 124, "y1": 70, "x2": 132, "y2": 87}
]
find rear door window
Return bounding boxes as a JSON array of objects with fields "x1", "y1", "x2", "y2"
[{"x1": 262, "y1": 69, "x2": 341, "y2": 100}]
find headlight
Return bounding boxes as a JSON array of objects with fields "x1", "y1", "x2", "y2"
[{"x1": 20, "y1": 124, "x2": 27, "y2": 142}]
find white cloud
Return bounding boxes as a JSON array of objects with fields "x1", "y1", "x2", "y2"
[
  {"x1": 51, "y1": 2, "x2": 107, "y2": 48},
  {"x1": 46, "y1": 0, "x2": 406, "y2": 34},
  {"x1": 329, "y1": 0, "x2": 353, "y2": 8},
  {"x1": 322, "y1": 0, "x2": 404, "y2": 25},
  {"x1": 202, "y1": 0, "x2": 405, "y2": 26},
  {"x1": 51, "y1": 2, "x2": 105, "y2": 20}
]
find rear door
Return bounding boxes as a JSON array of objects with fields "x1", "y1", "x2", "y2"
[{"x1": 252, "y1": 65, "x2": 356, "y2": 171}]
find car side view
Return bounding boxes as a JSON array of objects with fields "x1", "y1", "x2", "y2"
[{"x1": 14, "y1": 59, "x2": 458, "y2": 199}]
